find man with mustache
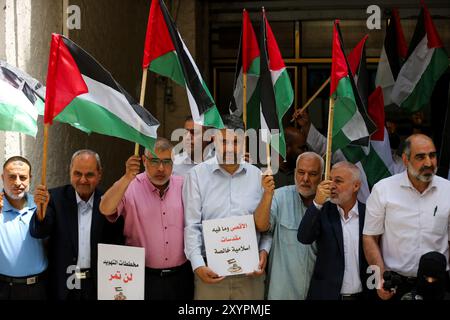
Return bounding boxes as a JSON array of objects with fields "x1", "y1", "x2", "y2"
[
  {"x1": 0, "y1": 156, "x2": 47, "y2": 300},
  {"x1": 254, "y1": 152, "x2": 322, "y2": 299},
  {"x1": 32, "y1": 150, "x2": 124, "y2": 300},
  {"x1": 100, "y1": 138, "x2": 194, "y2": 300},
  {"x1": 363, "y1": 134, "x2": 450, "y2": 300},
  {"x1": 183, "y1": 114, "x2": 271, "y2": 300},
  {"x1": 298, "y1": 161, "x2": 370, "y2": 300}
]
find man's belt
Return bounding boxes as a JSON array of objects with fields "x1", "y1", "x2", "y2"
[
  {"x1": 75, "y1": 268, "x2": 92, "y2": 279},
  {"x1": 340, "y1": 292, "x2": 363, "y2": 300},
  {"x1": 146, "y1": 262, "x2": 188, "y2": 277},
  {"x1": 0, "y1": 272, "x2": 45, "y2": 285}
]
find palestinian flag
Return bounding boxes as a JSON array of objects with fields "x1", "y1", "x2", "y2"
[
  {"x1": 44, "y1": 34, "x2": 159, "y2": 151},
  {"x1": 342, "y1": 38, "x2": 396, "y2": 190},
  {"x1": 391, "y1": 2, "x2": 449, "y2": 113},
  {"x1": 342, "y1": 88, "x2": 393, "y2": 189},
  {"x1": 142, "y1": 0, "x2": 223, "y2": 128},
  {"x1": 330, "y1": 20, "x2": 376, "y2": 152},
  {"x1": 375, "y1": 8, "x2": 407, "y2": 106},
  {"x1": 259, "y1": 9, "x2": 294, "y2": 159},
  {"x1": 0, "y1": 60, "x2": 45, "y2": 137},
  {"x1": 229, "y1": 9, "x2": 260, "y2": 130}
]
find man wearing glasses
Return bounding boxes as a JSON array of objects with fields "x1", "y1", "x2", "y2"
[{"x1": 100, "y1": 137, "x2": 193, "y2": 300}]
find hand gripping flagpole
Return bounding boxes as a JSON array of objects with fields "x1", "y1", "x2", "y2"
[
  {"x1": 39, "y1": 123, "x2": 49, "y2": 220},
  {"x1": 134, "y1": 68, "x2": 148, "y2": 156},
  {"x1": 290, "y1": 77, "x2": 331, "y2": 122}
]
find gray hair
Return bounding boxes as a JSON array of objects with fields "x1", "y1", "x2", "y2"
[
  {"x1": 296, "y1": 151, "x2": 324, "y2": 174},
  {"x1": 70, "y1": 149, "x2": 102, "y2": 171},
  {"x1": 145, "y1": 137, "x2": 173, "y2": 155},
  {"x1": 332, "y1": 161, "x2": 361, "y2": 182}
]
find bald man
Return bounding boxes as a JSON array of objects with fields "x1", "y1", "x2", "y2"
[{"x1": 363, "y1": 134, "x2": 450, "y2": 300}]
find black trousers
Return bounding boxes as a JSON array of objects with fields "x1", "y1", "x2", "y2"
[
  {"x1": 145, "y1": 261, "x2": 194, "y2": 300},
  {"x1": 66, "y1": 278, "x2": 96, "y2": 301},
  {"x1": 0, "y1": 278, "x2": 47, "y2": 300}
]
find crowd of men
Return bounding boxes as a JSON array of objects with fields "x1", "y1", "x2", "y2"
[{"x1": 1, "y1": 113, "x2": 449, "y2": 300}]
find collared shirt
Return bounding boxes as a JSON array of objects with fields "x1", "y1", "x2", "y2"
[
  {"x1": 183, "y1": 156, "x2": 272, "y2": 271},
  {"x1": 172, "y1": 145, "x2": 215, "y2": 177},
  {"x1": 337, "y1": 202, "x2": 362, "y2": 294},
  {"x1": 0, "y1": 193, "x2": 47, "y2": 277},
  {"x1": 76, "y1": 192, "x2": 94, "y2": 269},
  {"x1": 364, "y1": 171, "x2": 450, "y2": 277},
  {"x1": 108, "y1": 174, "x2": 186, "y2": 269},
  {"x1": 267, "y1": 185, "x2": 316, "y2": 300}
]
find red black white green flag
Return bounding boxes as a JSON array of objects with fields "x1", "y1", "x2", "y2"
[
  {"x1": 142, "y1": 0, "x2": 223, "y2": 128},
  {"x1": 44, "y1": 34, "x2": 159, "y2": 151}
]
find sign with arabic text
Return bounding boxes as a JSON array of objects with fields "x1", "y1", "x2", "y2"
[
  {"x1": 97, "y1": 244, "x2": 145, "y2": 300},
  {"x1": 202, "y1": 215, "x2": 259, "y2": 276}
]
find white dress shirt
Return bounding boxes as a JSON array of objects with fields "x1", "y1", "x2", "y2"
[
  {"x1": 76, "y1": 192, "x2": 94, "y2": 269},
  {"x1": 313, "y1": 200, "x2": 362, "y2": 294},
  {"x1": 364, "y1": 171, "x2": 450, "y2": 277},
  {"x1": 183, "y1": 156, "x2": 272, "y2": 271},
  {"x1": 172, "y1": 145, "x2": 214, "y2": 177},
  {"x1": 337, "y1": 202, "x2": 363, "y2": 294}
]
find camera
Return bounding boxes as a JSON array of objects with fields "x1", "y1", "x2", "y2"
[{"x1": 382, "y1": 270, "x2": 403, "y2": 292}]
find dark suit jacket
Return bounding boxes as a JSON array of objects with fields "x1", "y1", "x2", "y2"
[
  {"x1": 30, "y1": 185, "x2": 124, "y2": 300},
  {"x1": 297, "y1": 201, "x2": 370, "y2": 300}
]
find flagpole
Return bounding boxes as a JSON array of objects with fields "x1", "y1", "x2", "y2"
[
  {"x1": 291, "y1": 77, "x2": 330, "y2": 122},
  {"x1": 134, "y1": 68, "x2": 148, "y2": 156},
  {"x1": 243, "y1": 73, "x2": 247, "y2": 129},
  {"x1": 324, "y1": 97, "x2": 335, "y2": 180},
  {"x1": 39, "y1": 123, "x2": 49, "y2": 220}
]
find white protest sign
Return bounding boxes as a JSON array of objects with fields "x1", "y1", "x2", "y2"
[
  {"x1": 97, "y1": 244, "x2": 145, "y2": 300},
  {"x1": 202, "y1": 214, "x2": 259, "y2": 277}
]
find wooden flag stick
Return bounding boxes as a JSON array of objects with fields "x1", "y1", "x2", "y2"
[
  {"x1": 243, "y1": 72, "x2": 248, "y2": 155},
  {"x1": 134, "y1": 68, "x2": 148, "y2": 156},
  {"x1": 39, "y1": 123, "x2": 50, "y2": 219},
  {"x1": 243, "y1": 73, "x2": 248, "y2": 129},
  {"x1": 290, "y1": 77, "x2": 330, "y2": 122},
  {"x1": 266, "y1": 142, "x2": 271, "y2": 172},
  {"x1": 324, "y1": 97, "x2": 335, "y2": 180}
]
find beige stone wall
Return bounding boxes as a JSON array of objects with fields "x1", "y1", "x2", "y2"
[
  {"x1": 0, "y1": 0, "x2": 63, "y2": 189},
  {"x1": 0, "y1": 0, "x2": 201, "y2": 190}
]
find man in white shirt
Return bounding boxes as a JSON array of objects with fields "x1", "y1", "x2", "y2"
[
  {"x1": 298, "y1": 161, "x2": 371, "y2": 300},
  {"x1": 363, "y1": 134, "x2": 450, "y2": 300},
  {"x1": 183, "y1": 115, "x2": 271, "y2": 300}
]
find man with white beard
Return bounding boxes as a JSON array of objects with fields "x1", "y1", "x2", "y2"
[
  {"x1": 0, "y1": 156, "x2": 47, "y2": 300},
  {"x1": 254, "y1": 152, "x2": 322, "y2": 299},
  {"x1": 298, "y1": 161, "x2": 371, "y2": 300},
  {"x1": 363, "y1": 134, "x2": 450, "y2": 300}
]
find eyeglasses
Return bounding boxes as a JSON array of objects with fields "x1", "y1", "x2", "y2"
[{"x1": 144, "y1": 155, "x2": 173, "y2": 167}]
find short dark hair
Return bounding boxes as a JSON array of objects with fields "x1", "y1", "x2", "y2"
[
  {"x1": 221, "y1": 114, "x2": 245, "y2": 131},
  {"x1": 3, "y1": 156, "x2": 32, "y2": 173}
]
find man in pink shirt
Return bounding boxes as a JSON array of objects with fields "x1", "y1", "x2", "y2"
[{"x1": 99, "y1": 138, "x2": 193, "y2": 300}]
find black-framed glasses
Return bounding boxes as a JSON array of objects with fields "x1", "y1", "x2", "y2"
[{"x1": 144, "y1": 155, "x2": 173, "y2": 167}]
